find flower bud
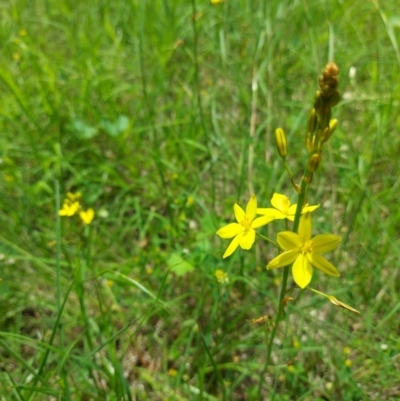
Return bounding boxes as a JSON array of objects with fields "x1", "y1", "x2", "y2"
[
  {"x1": 319, "y1": 62, "x2": 339, "y2": 99},
  {"x1": 319, "y1": 108, "x2": 331, "y2": 129},
  {"x1": 307, "y1": 108, "x2": 318, "y2": 134},
  {"x1": 307, "y1": 153, "x2": 321, "y2": 172},
  {"x1": 274, "y1": 128, "x2": 287, "y2": 159},
  {"x1": 327, "y1": 89, "x2": 340, "y2": 107},
  {"x1": 314, "y1": 91, "x2": 324, "y2": 110},
  {"x1": 322, "y1": 119, "x2": 338, "y2": 143}
]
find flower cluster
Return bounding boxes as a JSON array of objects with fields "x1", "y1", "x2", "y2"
[
  {"x1": 216, "y1": 193, "x2": 340, "y2": 289},
  {"x1": 59, "y1": 192, "x2": 95, "y2": 225},
  {"x1": 215, "y1": 269, "x2": 229, "y2": 284}
]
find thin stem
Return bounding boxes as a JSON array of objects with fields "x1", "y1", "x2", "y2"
[
  {"x1": 257, "y1": 168, "x2": 312, "y2": 396},
  {"x1": 248, "y1": 65, "x2": 258, "y2": 194},
  {"x1": 55, "y1": 181, "x2": 70, "y2": 399},
  {"x1": 256, "y1": 232, "x2": 279, "y2": 249},
  {"x1": 55, "y1": 181, "x2": 62, "y2": 341}
]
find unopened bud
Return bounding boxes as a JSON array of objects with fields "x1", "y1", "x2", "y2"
[
  {"x1": 319, "y1": 109, "x2": 332, "y2": 129},
  {"x1": 307, "y1": 153, "x2": 321, "y2": 172},
  {"x1": 322, "y1": 119, "x2": 338, "y2": 143},
  {"x1": 314, "y1": 91, "x2": 324, "y2": 110},
  {"x1": 327, "y1": 89, "x2": 340, "y2": 107},
  {"x1": 319, "y1": 127, "x2": 330, "y2": 142},
  {"x1": 305, "y1": 138, "x2": 313, "y2": 153},
  {"x1": 329, "y1": 118, "x2": 338, "y2": 133},
  {"x1": 274, "y1": 128, "x2": 287, "y2": 159},
  {"x1": 308, "y1": 108, "x2": 318, "y2": 134},
  {"x1": 319, "y1": 62, "x2": 339, "y2": 98}
]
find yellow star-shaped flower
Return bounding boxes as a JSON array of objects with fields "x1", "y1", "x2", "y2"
[
  {"x1": 216, "y1": 194, "x2": 275, "y2": 258},
  {"x1": 266, "y1": 212, "x2": 341, "y2": 288},
  {"x1": 257, "y1": 193, "x2": 319, "y2": 222}
]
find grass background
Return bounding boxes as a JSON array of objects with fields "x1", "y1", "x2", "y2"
[{"x1": 0, "y1": 0, "x2": 399, "y2": 399}]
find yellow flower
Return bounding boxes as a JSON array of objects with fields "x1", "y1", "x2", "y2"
[
  {"x1": 266, "y1": 212, "x2": 341, "y2": 288},
  {"x1": 67, "y1": 192, "x2": 82, "y2": 202},
  {"x1": 58, "y1": 200, "x2": 80, "y2": 217},
  {"x1": 216, "y1": 194, "x2": 274, "y2": 258},
  {"x1": 215, "y1": 269, "x2": 229, "y2": 284},
  {"x1": 211, "y1": 0, "x2": 224, "y2": 4},
  {"x1": 79, "y1": 208, "x2": 95, "y2": 224},
  {"x1": 257, "y1": 193, "x2": 319, "y2": 222}
]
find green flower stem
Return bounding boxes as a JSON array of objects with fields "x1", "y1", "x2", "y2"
[
  {"x1": 258, "y1": 167, "x2": 312, "y2": 396},
  {"x1": 283, "y1": 159, "x2": 293, "y2": 182},
  {"x1": 292, "y1": 168, "x2": 312, "y2": 232},
  {"x1": 256, "y1": 232, "x2": 280, "y2": 249}
]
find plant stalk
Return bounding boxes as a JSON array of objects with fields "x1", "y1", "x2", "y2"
[{"x1": 257, "y1": 167, "x2": 312, "y2": 396}]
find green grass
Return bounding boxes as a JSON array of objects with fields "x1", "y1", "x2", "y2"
[{"x1": 0, "y1": 0, "x2": 400, "y2": 399}]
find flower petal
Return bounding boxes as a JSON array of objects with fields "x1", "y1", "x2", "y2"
[
  {"x1": 67, "y1": 192, "x2": 82, "y2": 201},
  {"x1": 292, "y1": 253, "x2": 313, "y2": 288},
  {"x1": 240, "y1": 229, "x2": 255, "y2": 250},
  {"x1": 59, "y1": 201, "x2": 80, "y2": 217},
  {"x1": 277, "y1": 231, "x2": 302, "y2": 250},
  {"x1": 302, "y1": 204, "x2": 320, "y2": 213},
  {"x1": 246, "y1": 194, "x2": 257, "y2": 222},
  {"x1": 298, "y1": 212, "x2": 312, "y2": 242},
  {"x1": 223, "y1": 233, "x2": 243, "y2": 258},
  {"x1": 234, "y1": 203, "x2": 245, "y2": 223},
  {"x1": 288, "y1": 204, "x2": 298, "y2": 215},
  {"x1": 257, "y1": 208, "x2": 286, "y2": 220},
  {"x1": 308, "y1": 253, "x2": 340, "y2": 277},
  {"x1": 312, "y1": 234, "x2": 341, "y2": 253},
  {"x1": 271, "y1": 193, "x2": 289, "y2": 213},
  {"x1": 251, "y1": 215, "x2": 275, "y2": 229},
  {"x1": 267, "y1": 250, "x2": 298, "y2": 269},
  {"x1": 216, "y1": 223, "x2": 243, "y2": 239},
  {"x1": 80, "y1": 208, "x2": 95, "y2": 224}
]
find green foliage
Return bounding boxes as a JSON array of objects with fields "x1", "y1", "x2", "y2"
[{"x1": 0, "y1": 0, "x2": 399, "y2": 400}]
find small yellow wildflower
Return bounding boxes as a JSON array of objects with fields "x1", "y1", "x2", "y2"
[
  {"x1": 211, "y1": 0, "x2": 225, "y2": 4},
  {"x1": 215, "y1": 269, "x2": 229, "y2": 284},
  {"x1": 267, "y1": 212, "x2": 341, "y2": 288},
  {"x1": 79, "y1": 208, "x2": 95, "y2": 225},
  {"x1": 59, "y1": 192, "x2": 95, "y2": 224},
  {"x1": 216, "y1": 194, "x2": 275, "y2": 258},
  {"x1": 59, "y1": 192, "x2": 82, "y2": 217},
  {"x1": 58, "y1": 200, "x2": 80, "y2": 217},
  {"x1": 67, "y1": 192, "x2": 82, "y2": 202},
  {"x1": 257, "y1": 193, "x2": 319, "y2": 222}
]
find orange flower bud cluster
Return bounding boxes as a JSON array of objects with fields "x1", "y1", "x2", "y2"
[
  {"x1": 304, "y1": 62, "x2": 340, "y2": 173},
  {"x1": 319, "y1": 62, "x2": 340, "y2": 101}
]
